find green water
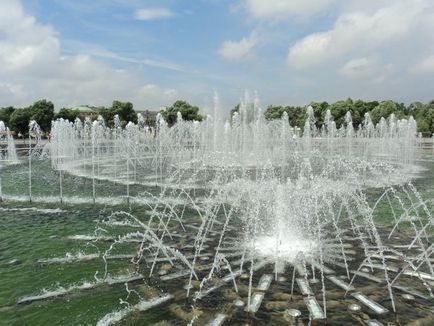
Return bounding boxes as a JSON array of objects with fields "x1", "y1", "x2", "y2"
[
  {"x1": 0, "y1": 159, "x2": 179, "y2": 325},
  {"x1": 1, "y1": 157, "x2": 434, "y2": 325}
]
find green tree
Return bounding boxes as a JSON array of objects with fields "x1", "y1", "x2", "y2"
[
  {"x1": 414, "y1": 103, "x2": 434, "y2": 133},
  {"x1": 10, "y1": 107, "x2": 32, "y2": 136},
  {"x1": 264, "y1": 105, "x2": 286, "y2": 120},
  {"x1": 416, "y1": 118, "x2": 430, "y2": 132},
  {"x1": 97, "y1": 101, "x2": 137, "y2": 127},
  {"x1": 308, "y1": 101, "x2": 329, "y2": 128},
  {"x1": 112, "y1": 100, "x2": 137, "y2": 126},
  {"x1": 353, "y1": 100, "x2": 378, "y2": 126},
  {"x1": 370, "y1": 100, "x2": 399, "y2": 124},
  {"x1": 161, "y1": 100, "x2": 203, "y2": 126},
  {"x1": 55, "y1": 108, "x2": 81, "y2": 122},
  {"x1": 0, "y1": 106, "x2": 16, "y2": 126},
  {"x1": 264, "y1": 105, "x2": 305, "y2": 127},
  {"x1": 408, "y1": 101, "x2": 424, "y2": 113},
  {"x1": 329, "y1": 99, "x2": 354, "y2": 128},
  {"x1": 97, "y1": 106, "x2": 114, "y2": 126},
  {"x1": 30, "y1": 99, "x2": 54, "y2": 133}
]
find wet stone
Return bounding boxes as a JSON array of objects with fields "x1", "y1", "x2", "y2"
[
  {"x1": 223, "y1": 289, "x2": 239, "y2": 301},
  {"x1": 286, "y1": 308, "x2": 301, "y2": 317},
  {"x1": 324, "y1": 300, "x2": 342, "y2": 309},
  {"x1": 169, "y1": 304, "x2": 203, "y2": 321},
  {"x1": 183, "y1": 283, "x2": 194, "y2": 290},
  {"x1": 366, "y1": 320, "x2": 384, "y2": 326},
  {"x1": 272, "y1": 292, "x2": 291, "y2": 301},
  {"x1": 265, "y1": 301, "x2": 290, "y2": 311},
  {"x1": 240, "y1": 273, "x2": 249, "y2": 279},
  {"x1": 160, "y1": 263, "x2": 172, "y2": 271},
  {"x1": 402, "y1": 293, "x2": 415, "y2": 301},
  {"x1": 405, "y1": 314, "x2": 434, "y2": 326},
  {"x1": 348, "y1": 303, "x2": 362, "y2": 312}
]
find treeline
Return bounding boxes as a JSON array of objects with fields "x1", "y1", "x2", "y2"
[
  {"x1": 262, "y1": 99, "x2": 434, "y2": 133},
  {"x1": 0, "y1": 99, "x2": 203, "y2": 136},
  {"x1": 1, "y1": 97, "x2": 434, "y2": 136},
  {"x1": 0, "y1": 100, "x2": 140, "y2": 136}
]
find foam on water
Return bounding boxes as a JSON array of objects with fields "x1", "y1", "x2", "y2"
[
  {"x1": 0, "y1": 207, "x2": 66, "y2": 214},
  {"x1": 96, "y1": 294, "x2": 173, "y2": 326},
  {"x1": 38, "y1": 252, "x2": 100, "y2": 264},
  {"x1": 18, "y1": 274, "x2": 144, "y2": 304},
  {"x1": 18, "y1": 281, "x2": 97, "y2": 304}
]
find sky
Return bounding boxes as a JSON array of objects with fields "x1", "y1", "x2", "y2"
[{"x1": 0, "y1": 0, "x2": 434, "y2": 115}]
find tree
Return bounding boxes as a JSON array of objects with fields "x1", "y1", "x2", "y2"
[
  {"x1": 97, "y1": 101, "x2": 137, "y2": 128},
  {"x1": 408, "y1": 101, "x2": 424, "y2": 112},
  {"x1": 329, "y1": 99, "x2": 354, "y2": 128},
  {"x1": 10, "y1": 107, "x2": 32, "y2": 136},
  {"x1": 264, "y1": 105, "x2": 305, "y2": 127},
  {"x1": 161, "y1": 100, "x2": 203, "y2": 126},
  {"x1": 97, "y1": 106, "x2": 114, "y2": 126},
  {"x1": 370, "y1": 100, "x2": 398, "y2": 124},
  {"x1": 112, "y1": 100, "x2": 137, "y2": 126},
  {"x1": 353, "y1": 100, "x2": 378, "y2": 125},
  {"x1": 30, "y1": 99, "x2": 54, "y2": 133},
  {"x1": 414, "y1": 104, "x2": 434, "y2": 133},
  {"x1": 0, "y1": 106, "x2": 16, "y2": 126},
  {"x1": 308, "y1": 101, "x2": 329, "y2": 128},
  {"x1": 416, "y1": 118, "x2": 430, "y2": 132},
  {"x1": 55, "y1": 108, "x2": 81, "y2": 122},
  {"x1": 264, "y1": 105, "x2": 286, "y2": 120}
]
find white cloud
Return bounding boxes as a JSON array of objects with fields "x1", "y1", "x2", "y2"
[
  {"x1": 139, "y1": 84, "x2": 178, "y2": 98},
  {"x1": 134, "y1": 8, "x2": 174, "y2": 21},
  {"x1": 242, "y1": 0, "x2": 332, "y2": 20},
  {"x1": 339, "y1": 57, "x2": 376, "y2": 78},
  {"x1": 411, "y1": 55, "x2": 434, "y2": 74},
  {"x1": 288, "y1": 1, "x2": 432, "y2": 69},
  {"x1": 338, "y1": 57, "x2": 392, "y2": 84},
  {"x1": 218, "y1": 31, "x2": 259, "y2": 61},
  {"x1": 0, "y1": 0, "x2": 179, "y2": 109}
]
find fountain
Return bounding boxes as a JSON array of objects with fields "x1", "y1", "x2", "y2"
[
  {"x1": 0, "y1": 120, "x2": 19, "y2": 202},
  {"x1": 0, "y1": 120, "x2": 18, "y2": 164},
  {"x1": 0, "y1": 94, "x2": 432, "y2": 325}
]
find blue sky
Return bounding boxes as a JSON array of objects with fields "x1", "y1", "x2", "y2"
[{"x1": 1, "y1": 0, "x2": 434, "y2": 115}]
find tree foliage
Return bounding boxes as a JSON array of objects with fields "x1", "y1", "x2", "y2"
[
  {"x1": 9, "y1": 107, "x2": 32, "y2": 136},
  {"x1": 262, "y1": 98, "x2": 434, "y2": 133},
  {"x1": 161, "y1": 100, "x2": 203, "y2": 126},
  {"x1": 30, "y1": 99, "x2": 54, "y2": 132},
  {"x1": 264, "y1": 105, "x2": 305, "y2": 126},
  {"x1": 55, "y1": 108, "x2": 81, "y2": 122},
  {"x1": 0, "y1": 106, "x2": 16, "y2": 126},
  {"x1": 98, "y1": 101, "x2": 137, "y2": 128},
  {"x1": 3, "y1": 97, "x2": 434, "y2": 135},
  {"x1": 112, "y1": 100, "x2": 137, "y2": 125}
]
